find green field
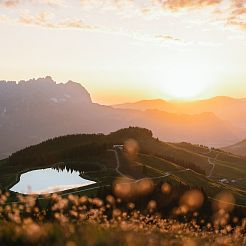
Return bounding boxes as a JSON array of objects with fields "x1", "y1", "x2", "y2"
[{"x1": 1, "y1": 127, "x2": 246, "y2": 208}]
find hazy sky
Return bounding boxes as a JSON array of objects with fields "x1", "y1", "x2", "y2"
[{"x1": 0, "y1": 0, "x2": 246, "y2": 104}]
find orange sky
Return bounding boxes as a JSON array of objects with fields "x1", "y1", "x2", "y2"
[{"x1": 0, "y1": 0, "x2": 246, "y2": 104}]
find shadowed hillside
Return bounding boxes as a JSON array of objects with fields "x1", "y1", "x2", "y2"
[{"x1": 223, "y1": 139, "x2": 246, "y2": 157}]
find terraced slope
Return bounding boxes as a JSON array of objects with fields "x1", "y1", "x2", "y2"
[
  {"x1": 135, "y1": 154, "x2": 246, "y2": 206},
  {"x1": 171, "y1": 142, "x2": 246, "y2": 187}
]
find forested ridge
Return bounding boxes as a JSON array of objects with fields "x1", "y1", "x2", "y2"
[{"x1": 7, "y1": 127, "x2": 207, "y2": 178}]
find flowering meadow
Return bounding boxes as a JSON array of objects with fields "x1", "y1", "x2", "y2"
[{"x1": 1, "y1": 178, "x2": 246, "y2": 246}]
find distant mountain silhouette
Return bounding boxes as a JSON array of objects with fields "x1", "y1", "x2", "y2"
[
  {"x1": 113, "y1": 97, "x2": 246, "y2": 138},
  {"x1": 0, "y1": 77, "x2": 240, "y2": 159},
  {"x1": 223, "y1": 139, "x2": 246, "y2": 157}
]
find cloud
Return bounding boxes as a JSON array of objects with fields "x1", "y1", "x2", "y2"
[
  {"x1": 230, "y1": 0, "x2": 246, "y2": 17},
  {"x1": 58, "y1": 19, "x2": 96, "y2": 29},
  {"x1": 19, "y1": 11, "x2": 55, "y2": 27},
  {"x1": 152, "y1": 0, "x2": 246, "y2": 31},
  {"x1": 228, "y1": 20, "x2": 246, "y2": 29},
  {"x1": 231, "y1": 0, "x2": 246, "y2": 8},
  {"x1": 2, "y1": 0, "x2": 246, "y2": 35},
  {"x1": 80, "y1": 0, "x2": 133, "y2": 8},
  {"x1": 79, "y1": 0, "x2": 222, "y2": 11},
  {"x1": 227, "y1": 0, "x2": 246, "y2": 30},
  {"x1": 1, "y1": 0, "x2": 20, "y2": 7},
  {"x1": 155, "y1": 34, "x2": 181, "y2": 42},
  {"x1": 0, "y1": 0, "x2": 62, "y2": 8},
  {"x1": 155, "y1": 0, "x2": 222, "y2": 10},
  {"x1": 18, "y1": 11, "x2": 96, "y2": 30},
  {"x1": 41, "y1": 0, "x2": 62, "y2": 6}
]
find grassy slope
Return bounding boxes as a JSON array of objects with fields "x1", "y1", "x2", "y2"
[
  {"x1": 1, "y1": 127, "x2": 246, "y2": 206},
  {"x1": 136, "y1": 153, "x2": 246, "y2": 206},
  {"x1": 171, "y1": 142, "x2": 246, "y2": 184}
]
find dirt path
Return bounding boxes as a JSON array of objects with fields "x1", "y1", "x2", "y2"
[{"x1": 207, "y1": 152, "x2": 220, "y2": 178}]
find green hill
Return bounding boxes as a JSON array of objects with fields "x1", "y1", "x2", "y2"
[{"x1": 1, "y1": 127, "x2": 246, "y2": 206}]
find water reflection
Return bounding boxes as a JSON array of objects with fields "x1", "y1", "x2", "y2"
[{"x1": 10, "y1": 168, "x2": 96, "y2": 194}]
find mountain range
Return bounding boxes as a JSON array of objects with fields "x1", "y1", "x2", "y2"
[
  {"x1": 0, "y1": 76, "x2": 244, "y2": 159},
  {"x1": 113, "y1": 97, "x2": 246, "y2": 132}
]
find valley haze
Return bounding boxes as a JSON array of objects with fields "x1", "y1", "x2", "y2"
[{"x1": 0, "y1": 76, "x2": 245, "y2": 159}]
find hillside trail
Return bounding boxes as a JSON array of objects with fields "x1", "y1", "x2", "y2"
[
  {"x1": 109, "y1": 148, "x2": 190, "y2": 183},
  {"x1": 207, "y1": 151, "x2": 220, "y2": 178}
]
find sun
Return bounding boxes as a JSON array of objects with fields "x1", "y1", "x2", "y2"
[{"x1": 160, "y1": 66, "x2": 212, "y2": 100}]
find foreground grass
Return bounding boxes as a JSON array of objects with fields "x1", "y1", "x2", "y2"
[
  {"x1": 1, "y1": 188, "x2": 246, "y2": 246},
  {"x1": 1, "y1": 222, "x2": 246, "y2": 246}
]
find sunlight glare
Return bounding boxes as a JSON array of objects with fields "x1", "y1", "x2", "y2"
[{"x1": 160, "y1": 65, "x2": 212, "y2": 100}]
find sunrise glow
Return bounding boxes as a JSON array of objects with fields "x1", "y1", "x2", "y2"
[
  {"x1": 157, "y1": 64, "x2": 213, "y2": 99},
  {"x1": 0, "y1": 0, "x2": 246, "y2": 103},
  {"x1": 1, "y1": 2, "x2": 246, "y2": 245}
]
